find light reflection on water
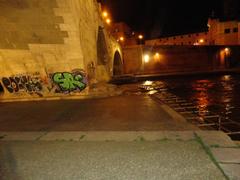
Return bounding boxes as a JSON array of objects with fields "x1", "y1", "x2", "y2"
[{"x1": 141, "y1": 74, "x2": 240, "y2": 139}]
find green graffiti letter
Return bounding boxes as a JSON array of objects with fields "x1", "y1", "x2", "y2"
[{"x1": 53, "y1": 72, "x2": 86, "y2": 92}]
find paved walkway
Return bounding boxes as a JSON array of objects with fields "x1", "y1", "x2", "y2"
[
  {"x1": 0, "y1": 131, "x2": 239, "y2": 180},
  {"x1": 0, "y1": 95, "x2": 197, "y2": 131},
  {"x1": 1, "y1": 95, "x2": 239, "y2": 179}
]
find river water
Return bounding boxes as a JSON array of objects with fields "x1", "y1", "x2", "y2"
[{"x1": 136, "y1": 74, "x2": 240, "y2": 140}]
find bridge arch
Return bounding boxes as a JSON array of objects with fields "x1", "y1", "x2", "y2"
[{"x1": 113, "y1": 51, "x2": 123, "y2": 76}]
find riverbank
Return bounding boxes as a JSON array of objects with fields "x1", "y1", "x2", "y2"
[{"x1": 111, "y1": 68, "x2": 240, "y2": 84}]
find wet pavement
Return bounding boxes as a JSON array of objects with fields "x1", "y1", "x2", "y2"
[
  {"x1": 121, "y1": 74, "x2": 240, "y2": 140},
  {"x1": 0, "y1": 95, "x2": 197, "y2": 132}
]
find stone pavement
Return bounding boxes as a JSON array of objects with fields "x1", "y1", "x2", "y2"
[
  {"x1": 0, "y1": 94, "x2": 239, "y2": 179},
  {"x1": 0, "y1": 95, "x2": 197, "y2": 131},
  {"x1": 0, "y1": 131, "x2": 239, "y2": 180}
]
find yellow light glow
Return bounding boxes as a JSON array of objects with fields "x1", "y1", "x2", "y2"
[
  {"x1": 222, "y1": 75, "x2": 231, "y2": 81},
  {"x1": 120, "y1": 37, "x2": 124, "y2": 41},
  {"x1": 143, "y1": 54, "x2": 150, "y2": 63},
  {"x1": 106, "y1": 18, "x2": 111, "y2": 24},
  {"x1": 225, "y1": 48, "x2": 230, "y2": 53},
  {"x1": 138, "y1": 35, "x2": 143, "y2": 39},
  {"x1": 154, "y1": 53, "x2": 160, "y2": 60},
  {"x1": 199, "y1": 39, "x2": 204, "y2": 43},
  {"x1": 102, "y1": 11, "x2": 108, "y2": 18}
]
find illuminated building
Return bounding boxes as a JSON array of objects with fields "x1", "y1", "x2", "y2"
[
  {"x1": 146, "y1": 17, "x2": 240, "y2": 46},
  {"x1": 146, "y1": 0, "x2": 240, "y2": 46}
]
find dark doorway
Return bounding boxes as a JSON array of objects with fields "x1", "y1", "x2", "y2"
[{"x1": 113, "y1": 51, "x2": 123, "y2": 76}]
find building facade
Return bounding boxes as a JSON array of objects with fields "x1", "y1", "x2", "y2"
[{"x1": 146, "y1": 18, "x2": 240, "y2": 46}]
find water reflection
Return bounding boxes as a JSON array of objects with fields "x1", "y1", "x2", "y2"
[
  {"x1": 219, "y1": 75, "x2": 235, "y2": 124},
  {"x1": 222, "y1": 75, "x2": 231, "y2": 81},
  {"x1": 191, "y1": 80, "x2": 212, "y2": 117},
  {"x1": 139, "y1": 74, "x2": 240, "y2": 140}
]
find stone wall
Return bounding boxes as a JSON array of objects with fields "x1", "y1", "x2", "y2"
[
  {"x1": 0, "y1": 0, "x2": 122, "y2": 100},
  {"x1": 123, "y1": 45, "x2": 240, "y2": 75}
]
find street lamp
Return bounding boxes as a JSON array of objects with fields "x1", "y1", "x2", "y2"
[
  {"x1": 119, "y1": 36, "x2": 124, "y2": 42},
  {"x1": 199, "y1": 39, "x2": 204, "y2": 43},
  {"x1": 138, "y1": 34, "x2": 144, "y2": 45},
  {"x1": 154, "y1": 53, "x2": 160, "y2": 61},
  {"x1": 138, "y1": 35, "x2": 143, "y2": 40},
  {"x1": 224, "y1": 48, "x2": 230, "y2": 54},
  {"x1": 102, "y1": 11, "x2": 108, "y2": 18},
  {"x1": 143, "y1": 54, "x2": 150, "y2": 63},
  {"x1": 106, "y1": 18, "x2": 111, "y2": 25}
]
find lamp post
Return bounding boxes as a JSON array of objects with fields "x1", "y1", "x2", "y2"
[
  {"x1": 138, "y1": 34, "x2": 144, "y2": 45},
  {"x1": 138, "y1": 34, "x2": 145, "y2": 74}
]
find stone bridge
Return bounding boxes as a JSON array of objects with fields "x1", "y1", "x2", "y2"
[{"x1": 0, "y1": 0, "x2": 123, "y2": 100}]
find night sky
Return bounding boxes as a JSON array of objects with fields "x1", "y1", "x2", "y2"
[{"x1": 100, "y1": 0, "x2": 227, "y2": 39}]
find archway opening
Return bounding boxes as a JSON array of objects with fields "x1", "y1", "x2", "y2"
[{"x1": 113, "y1": 51, "x2": 123, "y2": 76}]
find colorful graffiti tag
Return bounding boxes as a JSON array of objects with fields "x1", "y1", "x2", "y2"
[
  {"x1": 1, "y1": 74, "x2": 43, "y2": 95},
  {"x1": 52, "y1": 70, "x2": 87, "y2": 93}
]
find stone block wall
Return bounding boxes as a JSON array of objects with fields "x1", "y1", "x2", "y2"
[{"x1": 0, "y1": 0, "x2": 122, "y2": 100}]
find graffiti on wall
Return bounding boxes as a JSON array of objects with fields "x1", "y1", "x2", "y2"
[
  {"x1": 0, "y1": 70, "x2": 87, "y2": 97},
  {"x1": 52, "y1": 69, "x2": 87, "y2": 93},
  {"x1": 1, "y1": 73, "x2": 43, "y2": 96}
]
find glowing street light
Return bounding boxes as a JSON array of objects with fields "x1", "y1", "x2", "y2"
[
  {"x1": 102, "y1": 11, "x2": 108, "y2": 18},
  {"x1": 143, "y1": 54, "x2": 150, "y2": 63},
  {"x1": 119, "y1": 36, "x2": 124, "y2": 41},
  {"x1": 199, "y1": 39, "x2": 204, "y2": 43},
  {"x1": 154, "y1": 53, "x2": 160, "y2": 60},
  {"x1": 106, "y1": 18, "x2": 111, "y2": 24},
  {"x1": 224, "y1": 48, "x2": 230, "y2": 53},
  {"x1": 138, "y1": 35, "x2": 144, "y2": 40}
]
